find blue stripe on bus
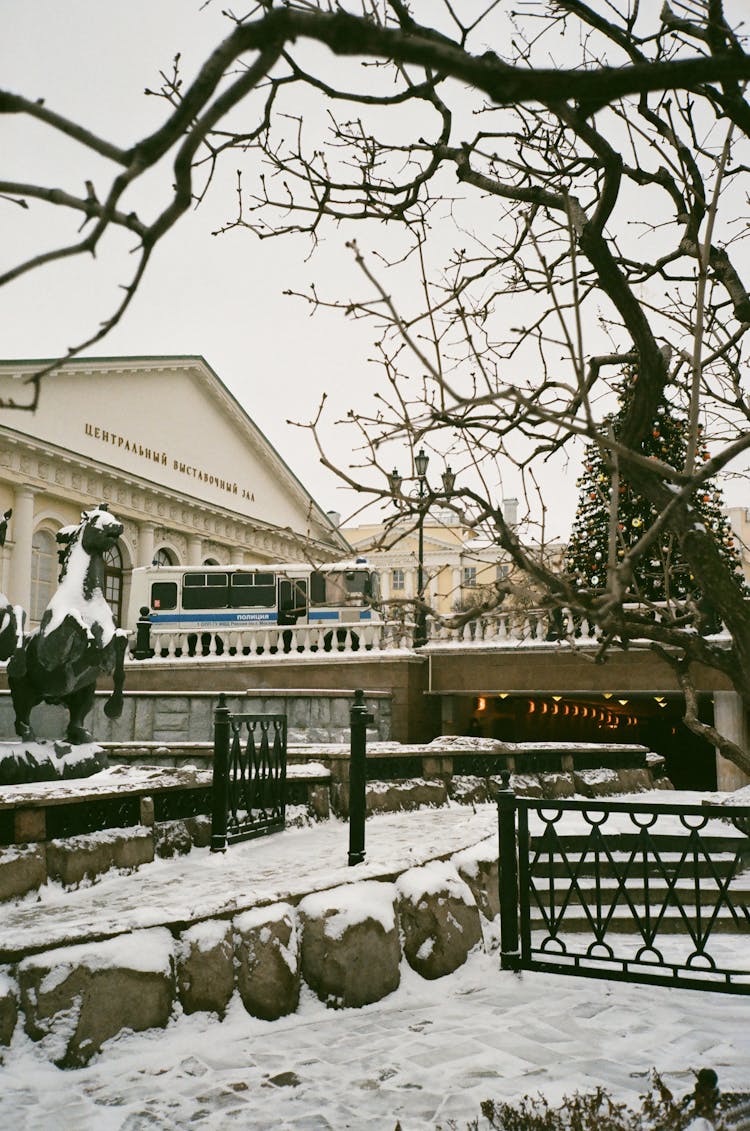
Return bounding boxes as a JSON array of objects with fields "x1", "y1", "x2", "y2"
[
  {"x1": 150, "y1": 612, "x2": 279, "y2": 625},
  {"x1": 149, "y1": 608, "x2": 374, "y2": 626}
]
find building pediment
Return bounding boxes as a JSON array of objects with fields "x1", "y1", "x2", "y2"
[{"x1": 0, "y1": 356, "x2": 346, "y2": 554}]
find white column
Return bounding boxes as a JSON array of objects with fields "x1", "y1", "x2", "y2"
[
  {"x1": 7, "y1": 485, "x2": 35, "y2": 612},
  {"x1": 379, "y1": 569, "x2": 391, "y2": 601},
  {"x1": 405, "y1": 568, "x2": 415, "y2": 598},
  {"x1": 714, "y1": 691, "x2": 750, "y2": 790},
  {"x1": 138, "y1": 522, "x2": 155, "y2": 568},
  {"x1": 452, "y1": 566, "x2": 463, "y2": 602},
  {"x1": 187, "y1": 536, "x2": 203, "y2": 565}
]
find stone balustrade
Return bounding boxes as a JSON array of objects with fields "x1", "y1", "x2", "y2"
[
  {"x1": 143, "y1": 621, "x2": 411, "y2": 660},
  {"x1": 134, "y1": 603, "x2": 731, "y2": 658}
]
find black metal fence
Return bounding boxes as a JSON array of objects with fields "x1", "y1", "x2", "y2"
[
  {"x1": 210, "y1": 694, "x2": 287, "y2": 851},
  {"x1": 497, "y1": 773, "x2": 750, "y2": 994}
]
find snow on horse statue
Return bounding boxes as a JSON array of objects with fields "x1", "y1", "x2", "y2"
[{"x1": 7, "y1": 504, "x2": 128, "y2": 744}]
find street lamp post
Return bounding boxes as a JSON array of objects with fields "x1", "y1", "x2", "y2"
[{"x1": 388, "y1": 448, "x2": 456, "y2": 649}]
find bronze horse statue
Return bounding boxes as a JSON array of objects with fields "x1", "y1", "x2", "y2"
[{"x1": 7, "y1": 505, "x2": 128, "y2": 744}]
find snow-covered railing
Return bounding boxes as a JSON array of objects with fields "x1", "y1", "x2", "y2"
[
  {"x1": 426, "y1": 603, "x2": 730, "y2": 648},
  {"x1": 135, "y1": 620, "x2": 413, "y2": 661},
  {"x1": 126, "y1": 603, "x2": 731, "y2": 660},
  {"x1": 427, "y1": 607, "x2": 599, "y2": 647}
]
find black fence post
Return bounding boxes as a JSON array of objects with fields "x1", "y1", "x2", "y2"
[
  {"x1": 348, "y1": 689, "x2": 373, "y2": 866},
  {"x1": 497, "y1": 769, "x2": 521, "y2": 971},
  {"x1": 132, "y1": 606, "x2": 153, "y2": 660},
  {"x1": 210, "y1": 693, "x2": 231, "y2": 853}
]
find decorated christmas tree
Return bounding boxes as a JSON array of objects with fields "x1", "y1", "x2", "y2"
[{"x1": 566, "y1": 373, "x2": 746, "y2": 603}]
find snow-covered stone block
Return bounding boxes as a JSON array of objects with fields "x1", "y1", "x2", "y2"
[
  {"x1": 447, "y1": 775, "x2": 489, "y2": 805},
  {"x1": 0, "y1": 969, "x2": 18, "y2": 1046},
  {"x1": 0, "y1": 843, "x2": 47, "y2": 902},
  {"x1": 176, "y1": 920, "x2": 234, "y2": 1017},
  {"x1": 539, "y1": 772, "x2": 576, "y2": 799},
  {"x1": 0, "y1": 740, "x2": 106, "y2": 786},
  {"x1": 299, "y1": 882, "x2": 400, "y2": 1009},
  {"x1": 307, "y1": 784, "x2": 330, "y2": 820},
  {"x1": 18, "y1": 927, "x2": 174, "y2": 1067},
  {"x1": 616, "y1": 767, "x2": 653, "y2": 793},
  {"x1": 509, "y1": 774, "x2": 544, "y2": 798},
  {"x1": 573, "y1": 768, "x2": 622, "y2": 797},
  {"x1": 366, "y1": 778, "x2": 447, "y2": 815},
  {"x1": 46, "y1": 827, "x2": 153, "y2": 887},
  {"x1": 396, "y1": 861, "x2": 482, "y2": 980},
  {"x1": 234, "y1": 903, "x2": 300, "y2": 1020},
  {"x1": 154, "y1": 819, "x2": 193, "y2": 858},
  {"x1": 452, "y1": 839, "x2": 500, "y2": 922},
  {"x1": 110, "y1": 827, "x2": 154, "y2": 871}
]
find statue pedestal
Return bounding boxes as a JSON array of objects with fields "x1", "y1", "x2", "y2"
[{"x1": 0, "y1": 741, "x2": 107, "y2": 786}]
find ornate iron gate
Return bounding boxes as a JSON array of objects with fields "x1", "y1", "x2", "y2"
[
  {"x1": 210, "y1": 694, "x2": 287, "y2": 851},
  {"x1": 497, "y1": 773, "x2": 750, "y2": 994}
]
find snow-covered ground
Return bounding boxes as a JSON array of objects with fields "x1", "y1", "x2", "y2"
[
  {"x1": 1, "y1": 795, "x2": 748, "y2": 1129},
  {"x1": 2, "y1": 943, "x2": 748, "y2": 1130}
]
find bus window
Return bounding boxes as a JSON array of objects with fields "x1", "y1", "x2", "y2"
[
  {"x1": 310, "y1": 572, "x2": 327, "y2": 606},
  {"x1": 182, "y1": 572, "x2": 229, "y2": 610},
  {"x1": 230, "y1": 572, "x2": 277, "y2": 608},
  {"x1": 151, "y1": 581, "x2": 177, "y2": 611},
  {"x1": 311, "y1": 570, "x2": 373, "y2": 607}
]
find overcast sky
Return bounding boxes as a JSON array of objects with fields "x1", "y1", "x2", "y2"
[{"x1": 2, "y1": 3, "x2": 747, "y2": 540}]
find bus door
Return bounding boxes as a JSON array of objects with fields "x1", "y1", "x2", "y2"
[{"x1": 278, "y1": 578, "x2": 308, "y2": 626}]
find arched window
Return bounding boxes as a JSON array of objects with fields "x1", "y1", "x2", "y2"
[
  {"x1": 153, "y1": 547, "x2": 174, "y2": 567},
  {"x1": 203, "y1": 557, "x2": 219, "y2": 566},
  {"x1": 30, "y1": 529, "x2": 58, "y2": 621},
  {"x1": 103, "y1": 542, "x2": 124, "y2": 626}
]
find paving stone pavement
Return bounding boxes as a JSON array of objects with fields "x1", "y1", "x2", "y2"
[{"x1": 3, "y1": 949, "x2": 748, "y2": 1130}]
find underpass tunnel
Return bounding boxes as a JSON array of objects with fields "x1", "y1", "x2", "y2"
[{"x1": 461, "y1": 692, "x2": 717, "y2": 790}]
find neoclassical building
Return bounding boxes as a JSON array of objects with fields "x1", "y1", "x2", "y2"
[
  {"x1": 0, "y1": 356, "x2": 348, "y2": 627},
  {"x1": 341, "y1": 501, "x2": 561, "y2": 616}
]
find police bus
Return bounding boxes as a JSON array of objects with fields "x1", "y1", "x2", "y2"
[{"x1": 128, "y1": 560, "x2": 381, "y2": 654}]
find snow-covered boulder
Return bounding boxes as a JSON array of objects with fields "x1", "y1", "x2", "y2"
[
  {"x1": 396, "y1": 861, "x2": 483, "y2": 980},
  {"x1": 0, "y1": 969, "x2": 18, "y2": 1046},
  {"x1": 18, "y1": 928, "x2": 174, "y2": 1067},
  {"x1": 234, "y1": 903, "x2": 299, "y2": 1021},
  {"x1": 176, "y1": 920, "x2": 234, "y2": 1017},
  {"x1": 299, "y1": 882, "x2": 401, "y2": 1008},
  {"x1": 452, "y1": 839, "x2": 500, "y2": 922}
]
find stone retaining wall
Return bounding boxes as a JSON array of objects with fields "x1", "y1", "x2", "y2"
[
  {"x1": 0, "y1": 846, "x2": 498, "y2": 1067},
  {"x1": 0, "y1": 689, "x2": 392, "y2": 746}
]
